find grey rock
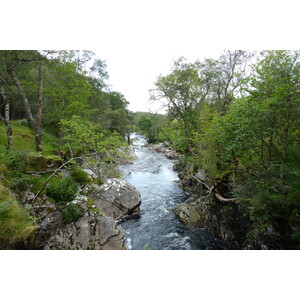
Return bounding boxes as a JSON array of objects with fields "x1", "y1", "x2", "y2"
[
  {"x1": 35, "y1": 212, "x2": 63, "y2": 247},
  {"x1": 195, "y1": 169, "x2": 206, "y2": 182},
  {"x1": 89, "y1": 178, "x2": 141, "y2": 219},
  {"x1": 82, "y1": 169, "x2": 97, "y2": 179},
  {"x1": 173, "y1": 202, "x2": 202, "y2": 227},
  {"x1": 44, "y1": 213, "x2": 127, "y2": 250}
]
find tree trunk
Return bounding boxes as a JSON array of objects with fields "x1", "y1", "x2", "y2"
[
  {"x1": 10, "y1": 70, "x2": 35, "y2": 130},
  {"x1": 0, "y1": 87, "x2": 13, "y2": 149},
  {"x1": 35, "y1": 63, "x2": 44, "y2": 153}
]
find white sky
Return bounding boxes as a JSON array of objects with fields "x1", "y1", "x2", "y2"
[{"x1": 3, "y1": 0, "x2": 299, "y2": 113}]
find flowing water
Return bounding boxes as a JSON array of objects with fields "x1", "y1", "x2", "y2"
[{"x1": 119, "y1": 134, "x2": 228, "y2": 250}]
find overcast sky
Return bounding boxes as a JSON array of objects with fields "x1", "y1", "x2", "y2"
[
  {"x1": 94, "y1": 48, "x2": 222, "y2": 112},
  {"x1": 90, "y1": 1, "x2": 226, "y2": 112},
  {"x1": 3, "y1": 0, "x2": 299, "y2": 114}
]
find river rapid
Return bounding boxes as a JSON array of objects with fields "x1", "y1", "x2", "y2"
[{"x1": 119, "y1": 134, "x2": 228, "y2": 250}]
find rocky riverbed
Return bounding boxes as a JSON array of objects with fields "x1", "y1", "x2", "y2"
[{"x1": 118, "y1": 134, "x2": 228, "y2": 250}]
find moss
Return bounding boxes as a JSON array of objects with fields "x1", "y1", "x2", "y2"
[
  {"x1": 71, "y1": 168, "x2": 92, "y2": 184},
  {"x1": 61, "y1": 203, "x2": 83, "y2": 224},
  {"x1": 87, "y1": 198, "x2": 101, "y2": 215},
  {"x1": 46, "y1": 177, "x2": 78, "y2": 204}
]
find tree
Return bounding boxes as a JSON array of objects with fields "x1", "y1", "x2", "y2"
[
  {"x1": 0, "y1": 85, "x2": 13, "y2": 149},
  {"x1": 1, "y1": 50, "x2": 47, "y2": 152},
  {"x1": 150, "y1": 58, "x2": 203, "y2": 150}
]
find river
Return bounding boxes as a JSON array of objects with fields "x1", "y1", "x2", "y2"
[{"x1": 119, "y1": 134, "x2": 228, "y2": 250}]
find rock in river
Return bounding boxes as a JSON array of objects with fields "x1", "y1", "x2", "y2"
[{"x1": 89, "y1": 178, "x2": 141, "y2": 219}]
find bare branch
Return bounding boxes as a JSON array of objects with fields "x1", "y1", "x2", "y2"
[{"x1": 215, "y1": 193, "x2": 237, "y2": 203}]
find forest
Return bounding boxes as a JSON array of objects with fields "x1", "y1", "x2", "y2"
[{"x1": 0, "y1": 50, "x2": 299, "y2": 249}]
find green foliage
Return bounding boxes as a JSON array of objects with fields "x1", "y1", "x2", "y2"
[
  {"x1": 144, "y1": 244, "x2": 151, "y2": 250},
  {"x1": 46, "y1": 177, "x2": 78, "y2": 204},
  {"x1": 87, "y1": 198, "x2": 101, "y2": 214},
  {"x1": 71, "y1": 168, "x2": 92, "y2": 184},
  {"x1": 9, "y1": 172, "x2": 32, "y2": 191},
  {"x1": 148, "y1": 50, "x2": 300, "y2": 247},
  {"x1": 61, "y1": 203, "x2": 83, "y2": 224},
  {"x1": 0, "y1": 183, "x2": 36, "y2": 249},
  {"x1": 94, "y1": 178, "x2": 104, "y2": 185},
  {"x1": 191, "y1": 105, "x2": 229, "y2": 180}
]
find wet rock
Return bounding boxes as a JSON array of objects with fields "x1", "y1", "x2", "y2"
[
  {"x1": 44, "y1": 214, "x2": 127, "y2": 250},
  {"x1": 173, "y1": 196, "x2": 247, "y2": 248},
  {"x1": 148, "y1": 143, "x2": 181, "y2": 160},
  {"x1": 148, "y1": 143, "x2": 166, "y2": 153},
  {"x1": 89, "y1": 178, "x2": 141, "y2": 219},
  {"x1": 162, "y1": 149, "x2": 181, "y2": 159},
  {"x1": 173, "y1": 202, "x2": 203, "y2": 227},
  {"x1": 116, "y1": 212, "x2": 141, "y2": 224}
]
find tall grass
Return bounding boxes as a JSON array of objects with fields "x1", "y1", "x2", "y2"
[{"x1": 0, "y1": 183, "x2": 36, "y2": 249}]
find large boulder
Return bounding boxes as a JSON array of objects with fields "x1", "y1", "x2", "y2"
[
  {"x1": 173, "y1": 195, "x2": 248, "y2": 248},
  {"x1": 173, "y1": 201, "x2": 203, "y2": 227},
  {"x1": 148, "y1": 143, "x2": 166, "y2": 153},
  {"x1": 44, "y1": 212, "x2": 127, "y2": 250},
  {"x1": 89, "y1": 179, "x2": 141, "y2": 219}
]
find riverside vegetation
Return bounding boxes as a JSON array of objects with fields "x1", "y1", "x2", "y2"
[
  {"x1": 0, "y1": 50, "x2": 136, "y2": 249},
  {"x1": 136, "y1": 51, "x2": 300, "y2": 249},
  {"x1": 1, "y1": 50, "x2": 300, "y2": 249}
]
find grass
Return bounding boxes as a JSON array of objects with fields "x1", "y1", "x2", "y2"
[
  {"x1": 0, "y1": 120, "x2": 59, "y2": 155},
  {"x1": 0, "y1": 182, "x2": 36, "y2": 249}
]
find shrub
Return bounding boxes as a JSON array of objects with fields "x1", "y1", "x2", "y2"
[
  {"x1": 61, "y1": 203, "x2": 83, "y2": 224},
  {"x1": 94, "y1": 178, "x2": 104, "y2": 185},
  {"x1": 10, "y1": 173, "x2": 32, "y2": 191},
  {"x1": 0, "y1": 183, "x2": 36, "y2": 249},
  {"x1": 46, "y1": 177, "x2": 78, "y2": 204},
  {"x1": 71, "y1": 168, "x2": 92, "y2": 184},
  {"x1": 0, "y1": 146, "x2": 25, "y2": 170}
]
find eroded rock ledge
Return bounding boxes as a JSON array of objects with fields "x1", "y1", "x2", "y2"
[
  {"x1": 25, "y1": 178, "x2": 141, "y2": 250},
  {"x1": 44, "y1": 213, "x2": 127, "y2": 250}
]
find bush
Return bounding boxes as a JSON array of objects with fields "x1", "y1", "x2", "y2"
[
  {"x1": 46, "y1": 177, "x2": 78, "y2": 204},
  {"x1": 0, "y1": 146, "x2": 25, "y2": 170},
  {"x1": 71, "y1": 168, "x2": 92, "y2": 184},
  {"x1": 0, "y1": 183, "x2": 36, "y2": 249},
  {"x1": 10, "y1": 173, "x2": 32, "y2": 191},
  {"x1": 61, "y1": 203, "x2": 83, "y2": 224},
  {"x1": 94, "y1": 178, "x2": 104, "y2": 185}
]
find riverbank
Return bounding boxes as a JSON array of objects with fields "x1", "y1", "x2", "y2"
[
  {"x1": 0, "y1": 124, "x2": 140, "y2": 249},
  {"x1": 145, "y1": 140, "x2": 291, "y2": 249}
]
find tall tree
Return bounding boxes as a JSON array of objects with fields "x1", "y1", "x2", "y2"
[
  {"x1": 0, "y1": 85, "x2": 12, "y2": 149},
  {"x1": 4, "y1": 50, "x2": 47, "y2": 152}
]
